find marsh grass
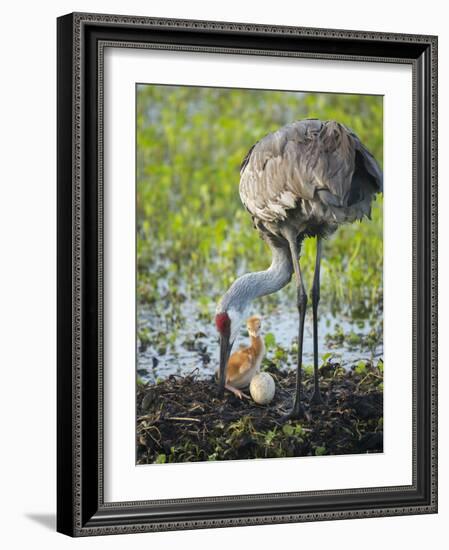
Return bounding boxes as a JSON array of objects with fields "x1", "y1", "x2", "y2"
[{"x1": 136, "y1": 358, "x2": 383, "y2": 463}]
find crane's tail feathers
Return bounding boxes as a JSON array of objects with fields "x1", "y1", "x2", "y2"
[{"x1": 353, "y1": 138, "x2": 383, "y2": 193}]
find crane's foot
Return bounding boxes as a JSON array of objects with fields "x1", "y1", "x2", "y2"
[
  {"x1": 280, "y1": 400, "x2": 305, "y2": 422},
  {"x1": 310, "y1": 389, "x2": 324, "y2": 406}
]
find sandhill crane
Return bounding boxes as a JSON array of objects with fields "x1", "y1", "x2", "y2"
[{"x1": 215, "y1": 119, "x2": 383, "y2": 419}]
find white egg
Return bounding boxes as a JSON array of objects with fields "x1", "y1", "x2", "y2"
[{"x1": 250, "y1": 372, "x2": 275, "y2": 405}]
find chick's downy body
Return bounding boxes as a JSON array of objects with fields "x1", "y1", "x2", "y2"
[{"x1": 225, "y1": 316, "x2": 265, "y2": 399}]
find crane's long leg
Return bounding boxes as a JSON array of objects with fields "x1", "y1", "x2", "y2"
[
  {"x1": 284, "y1": 235, "x2": 307, "y2": 420},
  {"x1": 311, "y1": 236, "x2": 323, "y2": 405}
]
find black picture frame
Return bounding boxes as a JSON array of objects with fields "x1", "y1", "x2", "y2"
[{"x1": 57, "y1": 12, "x2": 438, "y2": 537}]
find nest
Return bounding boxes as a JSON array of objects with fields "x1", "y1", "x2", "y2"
[{"x1": 136, "y1": 361, "x2": 383, "y2": 464}]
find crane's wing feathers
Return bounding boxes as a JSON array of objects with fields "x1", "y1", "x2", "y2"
[{"x1": 239, "y1": 119, "x2": 382, "y2": 225}]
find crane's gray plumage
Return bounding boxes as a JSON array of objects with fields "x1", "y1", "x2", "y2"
[
  {"x1": 239, "y1": 119, "x2": 382, "y2": 240},
  {"x1": 216, "y1": 118, "x2": 383, "y2": 417}
]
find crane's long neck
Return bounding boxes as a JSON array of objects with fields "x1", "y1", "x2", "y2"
[{"x1": 219, "y1": 245, "x2": 293, "y2": 315}]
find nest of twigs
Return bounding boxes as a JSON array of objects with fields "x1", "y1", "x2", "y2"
[{"x1": 136, "y1": 360, "x2": 383, "y2": 464}]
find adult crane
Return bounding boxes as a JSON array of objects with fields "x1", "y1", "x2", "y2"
[{"x1": 215, "y1": 119, "x2": 383, "y2": 419}]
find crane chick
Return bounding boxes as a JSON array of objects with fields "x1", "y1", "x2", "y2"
[{"x1": 222, "y1": 315, "x2": 265, "y2": 400}]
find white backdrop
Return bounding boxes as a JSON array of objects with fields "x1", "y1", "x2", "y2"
[{"x1": 0, "y1": 1, "x2": 445, "y2": 549}]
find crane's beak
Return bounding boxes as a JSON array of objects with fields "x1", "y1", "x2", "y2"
[{"x1": 218, "y1": 334, "x2": 232, "y2": 397}]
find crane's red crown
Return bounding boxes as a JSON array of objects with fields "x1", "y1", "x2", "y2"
[{"x1": 215, "y1": 312, "x2": 231, "y2": 335}]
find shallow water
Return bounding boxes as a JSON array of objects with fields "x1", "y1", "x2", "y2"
[{"x1": 137, "y1": 299, "x2": 383, "y2": 384}]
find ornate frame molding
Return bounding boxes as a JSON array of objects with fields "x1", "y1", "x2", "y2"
[{"x1": 57, "y1": 12, "x2": 437, "y2": 537}]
